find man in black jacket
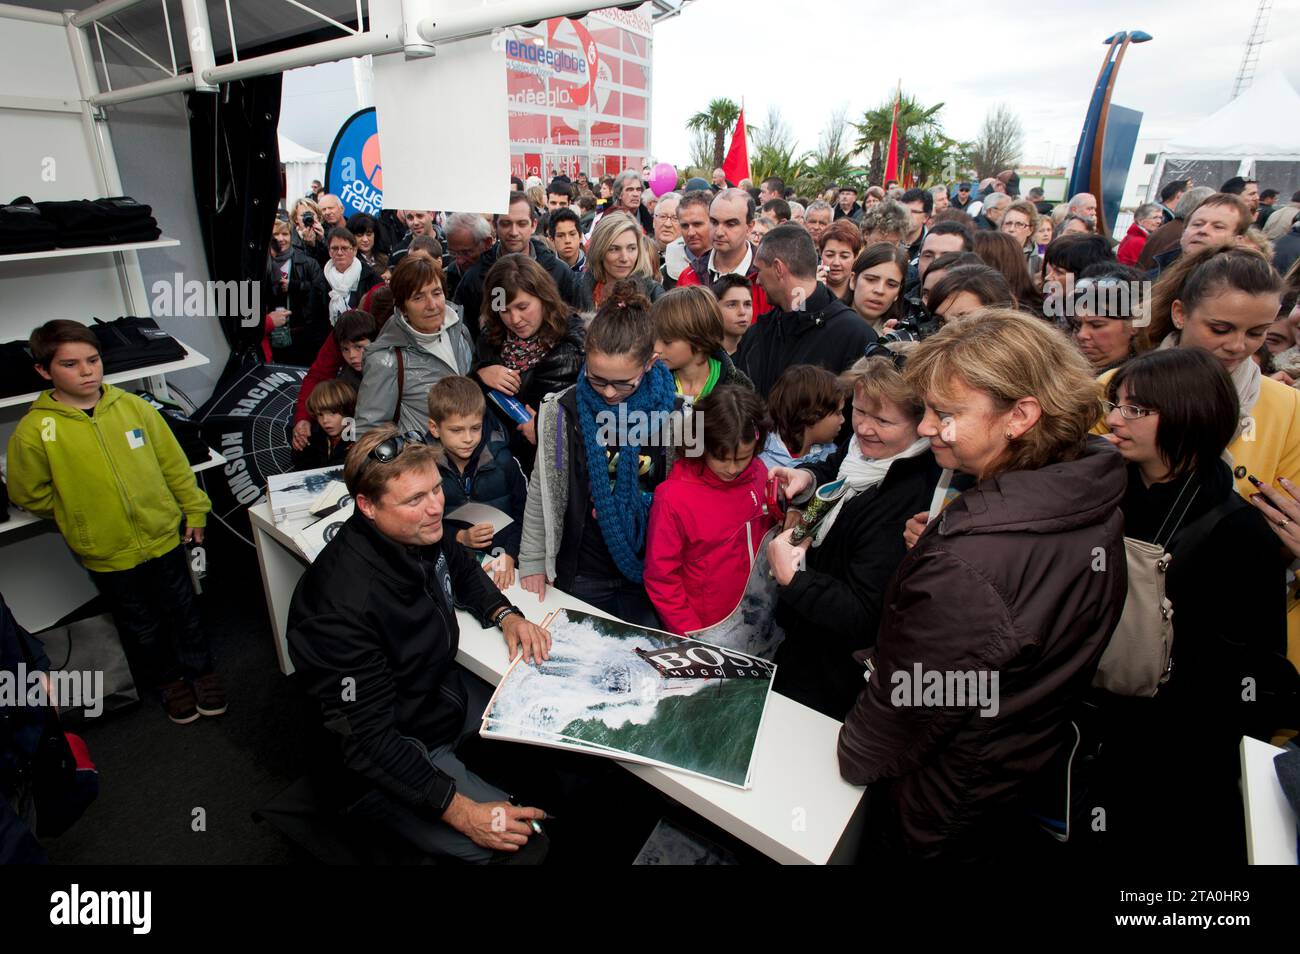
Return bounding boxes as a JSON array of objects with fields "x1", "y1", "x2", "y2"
[
  {"x1": 454, "y1": 193, "x2": 580, "y2": 341},
  {"x1": 287, "y1": 426, "x2": 551, "y2": 863},
  {"x1": 738, "y1": 224, "x2": 877, "y2": 396}
]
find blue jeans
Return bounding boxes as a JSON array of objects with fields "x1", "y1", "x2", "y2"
[
  {"x1": 567, "y1": 575, "x2": 662, "y2": 630},
  {"x1": 345, "y1": 672, "x2": 511, "y2": 864}
]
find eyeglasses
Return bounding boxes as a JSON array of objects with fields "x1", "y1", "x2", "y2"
[
  {"x1": 367, "y1": 430, "x2": 429, "y2": 466},
  {"x1": 329, "y1": 245, "x2": 353, "y2": 254},
  {"x1": 585, "y1": 369, "x2": 645, "y2": 395},
  {"x1": 1102, "y1": 400, "x2": 1157, "y2": 420},
  {"x1": 1002, "y1": 221, "x2": 1031, "y2": 231}
]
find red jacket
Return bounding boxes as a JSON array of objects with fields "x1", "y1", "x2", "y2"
[
  {"x1": 675, "y1": 253, "x2": 771, "y2": 319},
  {"x1": 1116, "y1": 221, "x2": 1148, "y2": 266},
  {"x1": 292, "y1": 282, "x2": 389, "y2": 425},
  {"x1": 644, "y1": 455, "x2": 775, "y2": 634}
]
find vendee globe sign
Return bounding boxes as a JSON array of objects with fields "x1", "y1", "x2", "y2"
[{"x1": 324, "y1": 8, "x2": 654, "y2": 208}]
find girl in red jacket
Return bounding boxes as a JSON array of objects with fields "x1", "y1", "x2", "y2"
[{"x1": 644, "y1": 385, "x2": 777, "y2": 634}]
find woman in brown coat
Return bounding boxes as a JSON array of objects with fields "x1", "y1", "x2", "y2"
[{"x1": 837, "y1": 309, "x2": 1128, "y2": 862}]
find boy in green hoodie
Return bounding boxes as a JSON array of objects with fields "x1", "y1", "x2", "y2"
[{"x1": 6, "y1": 320, "x2": 224, "y2": 724}]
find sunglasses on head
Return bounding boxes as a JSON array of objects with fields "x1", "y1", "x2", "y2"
[{"x1": 367, "y1": 430, "x2": 429, "y2": 466}]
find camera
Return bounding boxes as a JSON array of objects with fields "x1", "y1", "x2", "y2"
[
  {"x1": 878, "y1": 296, "x2": 941, "y2": 344},
  {"x1": 302, "y1": 212, "x2": 315, "y2": 228}
]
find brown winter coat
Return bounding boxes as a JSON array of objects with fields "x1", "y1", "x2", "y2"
[{"x1": 837, "y1": 436, "x2": 1128, "y2": 859}]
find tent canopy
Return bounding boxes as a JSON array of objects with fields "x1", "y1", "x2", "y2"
[
  {"x1": 1164, "y1": 71, "x2": 1300, "y2": 157},
  {"x1": 279, "y1": 133, "x2": 326, "y2": 207},
  {"x1": 278, "y1": 133, "x2": 326, "y2": 164}
]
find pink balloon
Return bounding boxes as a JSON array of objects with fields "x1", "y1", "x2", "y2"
[{"x1": 649, "y1": 162, "x2": 678, "y2": 197}]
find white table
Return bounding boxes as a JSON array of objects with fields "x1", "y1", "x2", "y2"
[
  {"x1": 1239, "y1": 736, "x2": 1299, "y2": 865},
  {"x1": 248, "y1": 499, "x2": 868, "y2": 864}
]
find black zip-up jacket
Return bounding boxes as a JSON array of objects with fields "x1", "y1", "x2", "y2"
[
  {"x1": 474, "y1": 313, "x2": 586, "y2": 473},
  {"x1": 774, "y1": 447, "x2": 941, "y2": 721},
  {"x1": 287, "y1": 511, "x2": 514, "y2": 815},
  {"x1": 734, "y1": 282, "x2": 878, "y2": 396}
]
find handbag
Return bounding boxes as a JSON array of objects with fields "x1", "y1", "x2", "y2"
[{"x1": 1094, "y1": 478, "x2": 1240, "y2": 697}]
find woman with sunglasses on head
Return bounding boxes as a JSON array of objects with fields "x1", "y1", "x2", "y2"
[
  {"x1": 518, "y1": 280, "x2": 681, "y2": 628},
  {"x1": 1095, "y1": 244, "x2": 1296, "y2": 498},
  {"x1": 1095, "y1": 347, "x2": 1288, "y2": 863},
  {"x1": 766, "y1": 353, "x2": 941, "y2": 721}
]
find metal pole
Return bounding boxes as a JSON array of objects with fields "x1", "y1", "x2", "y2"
[
  {"x1": 179, "y1": 0, "x2": 218, "y2": 91},
  {"x1": 0, "y1": 3, "x2": 64, "y2": 25},
  {"x1": 416, "y1": 0, "x2": 609, "y2": 43},
  {"x1": 200, "y1": 30, "x2": 402, "y2": 85},
  {"x1": 70, "y1": 0, "x2": 153, "y2": 28}
]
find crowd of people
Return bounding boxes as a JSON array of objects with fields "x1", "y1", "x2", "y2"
[{"x1": 6, "y1": 162, "x2": 1300, "y2": 865}]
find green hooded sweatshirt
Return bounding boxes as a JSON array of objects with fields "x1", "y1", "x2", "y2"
[{"x1": 6, "y1": 384, "x2": 210, "y2": 572}]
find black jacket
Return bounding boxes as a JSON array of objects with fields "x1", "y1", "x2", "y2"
[
  {"x1": 291, "y1": 424, "x2": 352, "y2": 471},
  {"x1": 734, "y1": 282, "x2": 878, "y2": 396},
  {"x1": 287, "y1": 512, "x2": 513, "y2": 816},
  {"x1": 834, "y1": 203, "x2": 864, "y2": 224},
  {"x1": 455, "y1": 238, "x2": 581, "y2": 343},
  {"x1": 264, "y1": 248, "x2": 325, "y2": 364},
  {"x1": 438, "y1": 416, "x2": 529, "y2": 560},
  {"x1": 475, "y1": 313, "x2": 586, "y2": 473},
  {"x1": 305, "y1": 261, "x2": 383, "y2": 361},
  {"x1": 1274, "y1": 221, "x2": 1300, "y2": 278},
  {"x1": 774, "y1": 447, "x2": 941, "y2": 721},
  {"x1": 1091, "y1": 460, "x2": 1293, "y2": 862}
]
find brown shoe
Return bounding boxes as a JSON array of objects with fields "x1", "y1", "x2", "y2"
[
  {"x1": 192, "y1": 672, "x2": 227, "y2": 717},
  {"x1": 159, "y1": 679, "x2": 200, "y2": 724}
]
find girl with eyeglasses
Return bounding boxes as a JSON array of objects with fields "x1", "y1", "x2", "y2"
[
  {"x1": 518, "y1": 281, "x2": 681, "y2": 627},
  {"x1": 1096, "y1": 244, "x2": 1295, "y2": 498},
  {"x1": 1095, "y1": 347, "x2": 1289, "y2": 864}
]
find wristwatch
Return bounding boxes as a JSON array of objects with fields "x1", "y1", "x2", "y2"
[{"x1": 492, "y1": 605, "x2": 524, "y2": 629}]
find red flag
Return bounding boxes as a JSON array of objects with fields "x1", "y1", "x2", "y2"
[
  {"x1": 883, "y1": 90, "x2": 900, "y2": 184},
  {"x1": 721, "y1": 108, "x2": 749, "y2": 186}
]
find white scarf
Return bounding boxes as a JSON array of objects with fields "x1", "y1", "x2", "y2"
[
  {"x1": 1158, "y1": 331, "x2": 1261, "y2": 438},
  {"x1": 399, "y1": 308, "x2": 462, "y2": 372},
  {"x1": 811, "y1": 436, "x2": 931, "y2": 546},
  {"x1": 324, "y1": 257, "x2": 362, "y2": 323}
]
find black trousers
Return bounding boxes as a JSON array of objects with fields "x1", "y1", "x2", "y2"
[{"x1": 88, "y1": 545, "x2": 213, "y2": 686}]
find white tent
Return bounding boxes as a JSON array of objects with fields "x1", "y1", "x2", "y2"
[
  {"x1": 1146, "y1": 70, "x2": 1300, "y2": 202},
  {"x1": 279, "y1": 133, "x2": 326, "y2": 208}
]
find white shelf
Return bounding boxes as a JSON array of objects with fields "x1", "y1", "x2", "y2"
[
  {"x1": 0, "y1": 336, "x2": 209, "y2": 410},
  {"x1": 191, "y1": 447, "x2": 226, "y2": 473},
  {"x1": 0, "y1": 236, "x2": 179, "y2": 264},
  {"x1": 0, "y1": 506, "x2": 42, "y2": 536}
]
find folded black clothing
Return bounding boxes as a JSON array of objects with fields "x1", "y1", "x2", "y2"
[
  {"x1": 0, "y1": 199, "x2": 59, "y2": 253},
  {"x1": 91, "y1": 316, "x2": 187, "y2": 373},
  {"x1": 56, "y1": 223, "x2": 161, "y2": 248},
  {"x1": 0, "y1": 339, "x2": 48, "y2": 397},
  {"x1": 35, "y1": 195, "x2": 156, "y2": 232}
]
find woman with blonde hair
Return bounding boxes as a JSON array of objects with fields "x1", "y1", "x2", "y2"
[
  {"x1": 575, "y1": 211, "x2": 665, "y2": 311},
  {"x1": 767, "y1": 353, "x2": 941, "y2": 719},
  {"x1": 839, "y1": 309, "x2": 1128, "y2": 861},
  {"x1": 288, "y1": 196, "x2": 327, "y2": 266}
]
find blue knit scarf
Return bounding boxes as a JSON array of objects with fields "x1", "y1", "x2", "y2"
[{"x1": 575, "y1": 361, "x2": 676, "y2": 583}]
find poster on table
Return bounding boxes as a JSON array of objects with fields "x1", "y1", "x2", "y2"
[{"x1": 481, "y1": 609, "x2": 775, "y2": 788}]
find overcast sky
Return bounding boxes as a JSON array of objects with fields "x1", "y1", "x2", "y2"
[{"x1": 649, "y1": 0, "x2": 1300, "y2": 170}]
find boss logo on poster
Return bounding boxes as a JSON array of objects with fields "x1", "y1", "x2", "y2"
[{"x1": 635, "y1": 642, "x2": 774, "y2": 679}]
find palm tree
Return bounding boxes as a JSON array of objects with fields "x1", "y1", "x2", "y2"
[
  {"x1": 687, "y1": 98, "x2": 742, "y2": 171},
  {"x1": 852, "y1": 93, "x2": 945, "y2": 184},
  {"x1": 750, "y1": 144, "x2": 812, "y2": 196}
]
